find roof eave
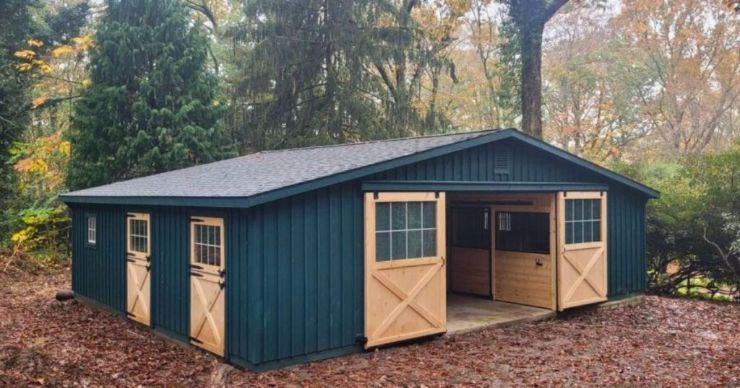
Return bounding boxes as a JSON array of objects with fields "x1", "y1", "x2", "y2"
[
  {"x1": 503, "y1": 130, "x2": 660, "y2": 199},
  {"x1": 59, "y1": 128, "x2": 659, "y2": 208}
]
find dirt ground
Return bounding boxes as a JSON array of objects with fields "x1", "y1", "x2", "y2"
[{"x1": 1, "y1": 270, "x2": 738, "y2": 387}]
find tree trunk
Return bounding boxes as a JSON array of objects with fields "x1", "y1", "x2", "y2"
[{"x1": 520, "y1": 21, "x2": 544, "y2": 138}]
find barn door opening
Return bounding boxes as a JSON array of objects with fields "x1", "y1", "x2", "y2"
[
  {"x1": 189, "y1": 217, "x2": 226, "y2": 356},
  {"x1": 557, "y1": 192, "x2": 608, "y2": 310},
  {"x1": 126, "y1": 212, "x2": 151, "y2": 326},
  {"x1": 364, "y1": 192, "x2": 446, "y2": 348}
]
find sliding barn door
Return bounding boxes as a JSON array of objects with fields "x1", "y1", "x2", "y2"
[
  {"x1": 189, "y1": 217, "x2": 226, "y2": 356},
  {"x1": 364, "y1": 192, "x2": 446, "y2": 348},
  {"x1": 126, "y1": 212, "x2": 151, "y2": 326},
  {"x1": 557, "y1": 192, "x2": 608, "y2": 310}
]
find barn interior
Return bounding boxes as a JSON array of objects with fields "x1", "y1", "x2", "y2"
[{"x1": 445, "y1": 192, "x2": 556, "y2": 334}]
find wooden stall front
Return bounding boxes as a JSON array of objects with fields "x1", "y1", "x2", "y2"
[{"x1": 448, "y1": 193, "x2": 557, "y2": 310}]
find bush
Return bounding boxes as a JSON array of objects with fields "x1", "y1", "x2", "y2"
[{"x1": 611, "y1": 143, "x2": 740, "y2": 301}]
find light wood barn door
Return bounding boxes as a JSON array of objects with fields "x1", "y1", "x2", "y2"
[
  {"x1": 557, "y1": 192, "x2": 608, "y2": 310},
  {"x1": 126, "y1": 213, "x2": 151, "y2": 326},
  {"x1": 364, "y1": 192, "x2": 446, "y2": 348},
  {"x1": 189, "y1": 217, "x2": 226, "y2": 356}
]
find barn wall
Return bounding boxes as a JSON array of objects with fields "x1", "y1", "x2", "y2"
[
  {"x1": 227, "y1": 182, "x2": 364, "y2": 368},
  {"x1": 371, "y1": 138, "x2": 648, "y2": 297},
  {"x1": 71, "y1": 205, "x2": 227, "y2": 342},
  {"x1": 71, "y1": 205, "x2": 126, "y2": 313},
  {"x1": 148, "y1": 207, "x2": 192, "y2": 340}
]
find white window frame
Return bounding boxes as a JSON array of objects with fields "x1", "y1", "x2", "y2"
[
  {"x1": 564, "y1": 198, "x2": 602, "y2": 245},
  {"x1": 126, "y1": 213, "x2": 150, "y2": 256},
  {"x1": 87, "y1": 215, "x2": 96, "y2": 245},
  {"x1": 190, "y1": 217, "x2": 225, "y2": 270}
]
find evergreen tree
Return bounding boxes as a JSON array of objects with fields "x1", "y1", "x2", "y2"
[
  {"x1": 228, "y1": 0, "x2": 450, "y2": 151},
  {"x1": 0, "y1": 0, "x2": 35, "y2": 239},
  {"x1": 229, "y1": 0, "x2": 382, "y2": 151},
  {"x1": 67, "y1": 0, "x2": 234, "y2": 190}
]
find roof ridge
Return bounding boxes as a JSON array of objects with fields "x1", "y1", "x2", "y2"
[{"x1": 259, "y1": 128, "x2": 501, "y2": 154}]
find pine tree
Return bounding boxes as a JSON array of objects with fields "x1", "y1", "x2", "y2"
[
  {"x1": 229, "y1": 0, "x2": 382, "y2": 151},
  {"x1": 228, "y1": 0, "x2": 451, "y2": 151},
  {"x1": 67, "y1": 0, "x2": 234, "y2": 190},
  {"x1": 0, "y1": 0, "x2": 35, "y2": 239}
]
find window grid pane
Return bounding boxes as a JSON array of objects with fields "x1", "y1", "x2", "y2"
[
  {"x1": 375, "y1": 201, "x2": 436, "y2": 261},
  {"x1": 129, "y1": 219, "x2": 149, "y2": 254},
  {"x1": 194, "y1": 224, "x2": 222, "y2": 266},
  {"x1": 565, "y1": 198, "x2": 601, "y2": 244},
  {"x1": 87, "y1": 217, "x2": 96, "y2": 244}
]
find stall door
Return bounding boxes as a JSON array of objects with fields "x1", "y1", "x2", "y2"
[
  {"x1": 126, "y1": 212, "x2": 151, "y2": 326},
  {"x1": 364, "y1": 192, "x2": 446, "y2": 348},
  {"x1": 449, "y1": 206, "x2": 491, "y2": 296},
  {"x1": 557, "y1": 192, "x2": 608, "y2": 310},
  {"x1": 189, "y1": 217, "x2": 226, "y2": 356}
]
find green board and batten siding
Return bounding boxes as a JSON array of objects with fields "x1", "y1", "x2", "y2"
[
  {"x1": 71, "y1": 205, "x2": 126, "y2": 312},
  {"x1": 69, "y1": 134, "x2": 651, "y2": 370},
  {"x1": 369, "y1": 138, "x2": 648, "y2": 297}
]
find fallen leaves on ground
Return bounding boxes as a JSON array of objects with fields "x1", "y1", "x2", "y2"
[{"x1": 1, "y1": 270, "x2": 738, "y2": 386}]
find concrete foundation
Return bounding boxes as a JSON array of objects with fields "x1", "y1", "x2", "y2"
[{"x1": 446, "y1": 293, "x2": 555, "y2": 335}]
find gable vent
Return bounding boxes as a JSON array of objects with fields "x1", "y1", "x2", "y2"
[{"x1": 494, "y1": 149, "x2": 512, "y2": 175}]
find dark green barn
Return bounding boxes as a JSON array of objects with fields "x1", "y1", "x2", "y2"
[{"x1": 60, "y1": 129, "x2": 658, "y2": 370}]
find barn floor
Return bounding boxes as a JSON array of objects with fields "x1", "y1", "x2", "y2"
[{"x1": 446, "y1": 293, "x2": 555, "y2": 335}]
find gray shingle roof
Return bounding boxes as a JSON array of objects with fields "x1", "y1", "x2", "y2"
[{"x1": 63, "y1": 129, "x2": 496, "y2": 199}]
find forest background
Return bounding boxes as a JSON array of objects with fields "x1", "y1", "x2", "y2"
[{"x1": 0, "y1": 0, "x2": 737, "y2": 300}]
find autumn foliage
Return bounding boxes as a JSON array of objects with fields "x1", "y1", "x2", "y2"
[{"x1": 0, "y1": 0, "x2": 738, "y2": 299}]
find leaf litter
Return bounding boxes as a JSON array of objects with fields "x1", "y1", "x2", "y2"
[{"x1": 1, "y1": 271, "x2": 737, "y2": 386}]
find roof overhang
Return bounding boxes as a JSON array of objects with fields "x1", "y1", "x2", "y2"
[
  {"x1": 60, "y1": 129, "x2": 658, "y2": 209},
  {"x1": 61, "y1": 195, "x2": 251, "y2": 208}
]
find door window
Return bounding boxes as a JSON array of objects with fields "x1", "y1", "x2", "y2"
[
  {"x1": 127, "y1": 213, "x2": 150, "y2": 255},
  {"x1": 565, "y1": 199, "x2": 601, "y2": 244},
  {"x1": 375, "y1": 201, "x2": 436, "y2": 261},
  {"x1": 191, "y1": 218, "x2": 224, "y2": 267}
]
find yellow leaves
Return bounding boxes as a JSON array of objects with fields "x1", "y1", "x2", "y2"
[
  {"x1": 71, "y1": 33, "x2": 94, "y2": 51},
  {"x1": 58, "y1": 141, "x2": 71, "y2": 157},
  {"x1": 52, "y1": 45, "x2": 75, "y2": 58},
  {"x1": 14, "y1": 49, "x2": 36, "y2": 59},
  {"x1": 32, "y1": 94, "x2": 49, "y2": 109},
  {"x1": 13, "y1": 131, "x2": 68, "y2": 192},
  {"x1": 447, "y1": 0, "x2": 473, "y2": 16},
  {"x1": 16, "y1": 63, "x2": 33, "y2": 72},
  {"x1": 15, "y1": 158, "x2": 49, "y2": 174},
  {"x1": 35, "y1": 60, "x2": 52, "y2": 74},
  {"x1": 14, "y1": 50, "x2": 50, "y2": 74},
  {"x1": 11, "y1": 228, "x2": 32, "y2": 244},
  {"x1": 82, "y1": 79, "x2": 92, "y2": 88},
  {"x1": 212, "y1": 99, "x2": 220, "y2": 107},
  {"x1": 15, "y1": 34, "x2": 91, "y2": 76}
]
